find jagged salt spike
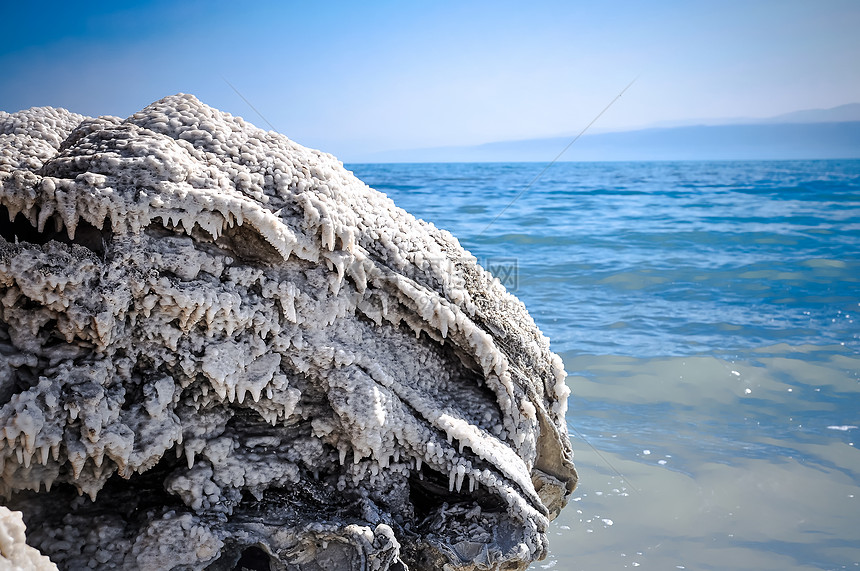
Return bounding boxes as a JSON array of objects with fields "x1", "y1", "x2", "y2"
[
  {"x1": 23, "y1": 432, "x2": 34, "y2": 456},
  {"x1": 39, "y1": 445, "x2": 49, "y2": 465},
  {"x1": 36, "y1": 205, "x2": 54, "y2": 233},
  {"x1": 15, "y1": 448, "x2": 23, "y2": 465},
  {"x1": 182, "y1": 214, "x2": 195, "y2": 235},
  {"x1": 449, "y1": 467, "x2": 456, "y2": 492},
  {"x1": 23, "y1": 207, "x2": 38, "y2": 228},
  {"x1": 65, "y1": 207, "x2": 79, "y2": 240},
  {"x1": 322, "y1": 220, "x2": 335, "y2": 250},
  {"x1": 70, "y1": 455, "x2": 85, "y2": 479},
  {"x1": 187, "y1": 449, "x2": 196, "y2": 469},
  {"x1": 5, "y1": 202, "x2": 19, "y2": 221},
  {"x1": 213, "y1": 383, "x2": 227, "y2": 400},
  {"x1": 455, "y1": 464, "x2": 466, "y2": 493},
  {"x1": 339, "y1": 448, "x2": 347, "y2": 465}
]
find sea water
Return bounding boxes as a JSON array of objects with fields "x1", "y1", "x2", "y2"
[{"x1": 347, "y1": 160, "x2": 860, "y2": 571}]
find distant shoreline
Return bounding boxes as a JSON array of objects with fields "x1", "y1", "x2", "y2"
[
  {"x1": 348, "y1": 121, "x2": 860, "y2": 164},
  {"x1": 346, "y1": 156, "x2": 860, "y2": 167}
]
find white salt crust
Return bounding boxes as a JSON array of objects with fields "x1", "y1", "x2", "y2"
[
  {"x1": 0, "y1": 506, "x2": 57, "y2": 570},
  {"x1": 0, "y1": 95, "x2": 576, "y2": 570}
]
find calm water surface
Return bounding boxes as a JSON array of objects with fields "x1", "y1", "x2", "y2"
[{"x1": 348, "y1": 160, "x2": 860, "y2": 571}]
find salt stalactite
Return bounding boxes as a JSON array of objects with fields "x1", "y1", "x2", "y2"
[{"x1": 0, "y1": 94, "x2": 577, "y2": 570}]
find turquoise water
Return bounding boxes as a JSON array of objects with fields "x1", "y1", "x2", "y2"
[{"x1": 348, "y1": 160, "x2": 860, "y2": 571}]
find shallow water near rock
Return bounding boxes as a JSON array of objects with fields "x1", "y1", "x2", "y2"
[{"x1": 348, "y1": 159, "x2": 860, "y2": 570}]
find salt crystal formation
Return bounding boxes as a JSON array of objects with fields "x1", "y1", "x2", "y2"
[
  {"x1": 0, "y1": 506, "x2": 57, "y2": 570},
  {"x1": 0, "y1": 94, "x2": 577, "y2": 570}
]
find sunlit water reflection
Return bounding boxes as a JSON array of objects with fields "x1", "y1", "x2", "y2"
[{"x1": 348, "y1": 160, "x2": 860, "y2": 570}]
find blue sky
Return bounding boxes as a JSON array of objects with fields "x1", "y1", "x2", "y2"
[{"x1": 2, "y1": 0, "x2": 858, "y2": 161}]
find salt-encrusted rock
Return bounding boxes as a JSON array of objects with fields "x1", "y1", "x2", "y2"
[
  {"x1": 0, "y1": 506, "x2": 57, "y2": 570},
  {"x1": 0, "y1": 94, "x2": 577, "y2": 570}
]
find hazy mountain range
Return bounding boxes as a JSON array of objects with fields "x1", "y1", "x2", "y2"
[{"x1": 355, "y1": 103, "x2": 860, "y2": 163}]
